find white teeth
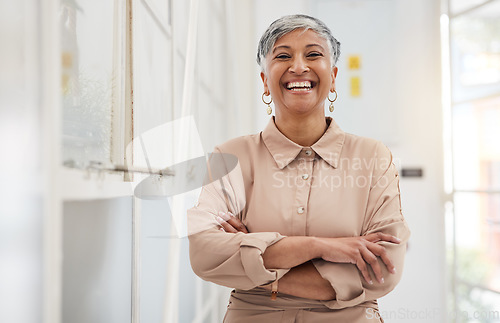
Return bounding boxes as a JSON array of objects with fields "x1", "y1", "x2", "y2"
[
  {"x1": 286, "y1": 81, "x2": 312, "y2": 89},
  {"x1": 290, "y1": 87, "x2": 310, "y2": 91}
]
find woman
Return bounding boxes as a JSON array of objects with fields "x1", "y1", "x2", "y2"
[{"x1": 188, "y1": 14, "x2": 410, "y2": 322}]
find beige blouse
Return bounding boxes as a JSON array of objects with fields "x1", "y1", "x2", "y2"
[{"x1": 188, "y1": 117, "x2": 410, "y2": 322}]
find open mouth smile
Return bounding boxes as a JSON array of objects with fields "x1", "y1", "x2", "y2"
[{"x1": 285, "y1": 80, "x2": 316, "y2": 92}]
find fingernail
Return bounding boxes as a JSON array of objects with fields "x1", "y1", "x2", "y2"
[
  {"x1": 395, "y1": 237, "x2": 402, "y2": 243},
  {"x1": 392, "y1": 267, "x2": 397, "y2": 274},
  {"x1": 215, "y1": 215, "x2": 224, "y2": 223},
  {"x1": 218, "y1": 212, "x2": 229, "y2": 220},
  {"x1": 219, "y1": 227, "x2": 225, "y2": 232},
  {"x1": 380, "y1": 278, "x2": 385, "y2": 283},
  {"x1": 227, "y1": 211, "x2": 234, "y2": 217},
  {"x1": 369, "y1": 280, "x2": 373, "y2": 285}
]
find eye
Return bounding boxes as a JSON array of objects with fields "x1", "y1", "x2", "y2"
[
  {"x1": 307, "y1": 52, "x2": 323, "y2": 58},
  {"x1": 275, "y1": 53, "x2": 291, "y2": 59}
]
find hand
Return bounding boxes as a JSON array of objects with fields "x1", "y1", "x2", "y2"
[
  {"x1": 215, "y1": 211, "x2": 248, "y2": 233},
  {"x1": 317, "y1": 233, "x2": 401, "y2": 285}
]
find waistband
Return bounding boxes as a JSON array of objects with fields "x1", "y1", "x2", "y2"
[{"x1": 230, "y1": 288, "x2": 378, "y2": 311}]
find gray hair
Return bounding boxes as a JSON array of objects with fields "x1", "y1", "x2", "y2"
[{"x1": 257, "y1": 14, "x2": 340, "y2": 72}]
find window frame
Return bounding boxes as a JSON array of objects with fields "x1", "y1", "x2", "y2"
[{"x1": 443, "y1": 0, "x2": 500, "y2": 319}]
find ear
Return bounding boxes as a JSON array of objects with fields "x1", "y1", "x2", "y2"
[
  {"x1": 260, "y1": 72, "x2": 269, "y2": 95},
  {"x1": 330, "y1": 66, "x2": 338, "y2": 92}
]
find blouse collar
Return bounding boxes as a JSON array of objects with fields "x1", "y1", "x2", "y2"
[{"x1": 261, "y1": 116, "x2": 345, "y2": 169}]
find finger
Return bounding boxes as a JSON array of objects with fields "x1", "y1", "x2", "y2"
[
  {"x1": 218, "y1": 211, "x2": 231, "y2": 221},
  {"x1": 215, "y1": 215, "x2": 238, "y2": 233},
  {"x1": 356, "y1": 258, "x2": 373, "y2": 285},
  {"x1": 361, "y1": 233, "x2": 380, "y2": 242},
  {"x1": 381, "y1": 233, "x2": 402, "y2": 244},
  {"x1": 227, "y1": 217, "x2": 248, "y2": 233},
  {"x1": 361, "y1": 247, "x2": 384, "y2": 284},
  {"x1": 368, "y1": 243, "x2": 396, "y2": 274},
  {"x1": 222, "y1": 211, "x2": 249, "y2": 233},
  {"x1": 218, "y1": 218, "x2": 238, "y2": 233},
  {"x1": 229, "y1": 220, "x2": 249, "y2": 233},
  {"x1": 364, "y1": 232, "x2": 401, "y2": 244}
]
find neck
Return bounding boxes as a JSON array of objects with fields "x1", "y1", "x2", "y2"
[{"x1": 274, "y1": 112, "x2": 328, "y2": 147}]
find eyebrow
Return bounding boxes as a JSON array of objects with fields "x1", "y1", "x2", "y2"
[
  {"x1": 272, "y1": 44, "x2": 325, "y2": 53},
  {"x1": 272, "y1": 45, "x2": 291, "y2": 53}
]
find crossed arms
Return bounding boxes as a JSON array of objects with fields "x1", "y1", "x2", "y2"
[{"x1": 217, "y1": 212, "x2": 401, "y2": 301}]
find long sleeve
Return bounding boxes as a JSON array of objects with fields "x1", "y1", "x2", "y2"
[
  {"x1": 188, "y1": 147, "x2": 289, "y2": 290},
  {"x1": 312, "y1": 142, "x2": 411, "y2": 309}
]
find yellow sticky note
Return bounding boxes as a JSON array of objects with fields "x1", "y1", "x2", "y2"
[
  {"x1": 62, "y1": 52, "x2": 73, "y2": 68},
  {"x1": 348, "y1": 55, "x2": 361, "y2": 70},
  {"x1": 62, "y1": 73, "x2": 70, "y2": 94},
  {"x1": 350, "y1": 77, "x2": 361, "y2": 97}
]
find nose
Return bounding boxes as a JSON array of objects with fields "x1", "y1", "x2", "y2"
[{"x1": 289, "y1": 55, "x2": 309, "y2": 74}]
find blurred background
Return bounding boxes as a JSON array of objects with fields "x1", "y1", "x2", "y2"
[{"x1": 0, "y1": 0, "x2": 499, "y2": 322}]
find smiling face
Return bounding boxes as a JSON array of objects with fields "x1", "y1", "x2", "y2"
[{"x1": 261, "y1": 29, "x2": 338, "y2": 118}]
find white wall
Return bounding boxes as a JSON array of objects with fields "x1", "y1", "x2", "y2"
[
  {"x1": 253, "y1": 1, "x2": 446, "y2": 322},
  {"x1": 373, "y1": 2, "x2": 446, "y2": 322},
  {"x1": 0, "y1": 1, "x2": 44, "y2": 320},
  {"x1": 0, "y1": 0, "x2": 59, "y2": 322}
]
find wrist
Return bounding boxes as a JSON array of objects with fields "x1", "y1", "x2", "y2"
[{"x1": 310, "y1": 236, "x2": 325, "y2": 260}]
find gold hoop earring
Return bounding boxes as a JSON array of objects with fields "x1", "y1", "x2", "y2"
[
  {"x1": 328, "y1": 90, "x2": 338, "y2": 112},
  {"x1": 262, "y1": 92, "x2": 273, "y2": 115}
]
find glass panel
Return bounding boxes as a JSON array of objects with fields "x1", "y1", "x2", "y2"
[
  {"x1": 140, "y1": 200, "x2": 171, "y2": 323},
  {"x1": 134, "y1": 2, "x2": 173, "y2": 139},
  {"x1": 455, "y1": 288, "x2": 500, "y2": 322},
  {"x1": 60, "y1": 0, "x2": 119, "y2": 167},
  {"x1": 454, "y1": 191, "x2": 500, "y2": 322},
  {"x1": 450, "y1": 1, "x2": 500, "y2": 103},
  {"x1": 452, "y1": 96, "x2": 500, "y2": 191},
  {"x1": 178, "y1": 238, "x2": 197, "y2": 323},
  {"x1": 195, "y1": 0, "x2": 228, "y2": 148},
  {"x1": 62, "y1": 198, "x2": 132, "y2": 323},
  {"x1": 140, "y1": 202, "x2": 202, "y2": 323},
  {"x1": 454, "y1": 192, "x2": 500, "y2": 292},
  {"x1": 450, "y1": 0, "x2": 490, "y2": 15},
  {"x1": 143, "y1": 0, "x2": 171, "y2": 28},
  {"x1": 173, "y1": 0, "x2": 190, "y2": 58}
]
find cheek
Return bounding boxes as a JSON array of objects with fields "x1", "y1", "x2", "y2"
[
  {"x1": 324, "y1": 72, "x2": 334, "y2": 88},
  {"x1": 314, "y1": 62, "x2": 332, "y2": 82},
  {"x1": 267, "y1": 65, "x2": 286, "y2": 83},
  {"x1": 267, "y1": 75, "x2": 283, "y2": 91}
]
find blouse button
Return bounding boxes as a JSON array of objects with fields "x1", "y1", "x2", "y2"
[
  {"x1": 305, "y1": 150, "x2": 312, "y2": 156},
  {"x1": 297, "y1": 207, "x2": 305, "y2": 214},
  {"x1": 302, "y1": 174, "x2": 309, "y2": 180}
]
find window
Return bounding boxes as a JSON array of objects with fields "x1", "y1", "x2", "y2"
[
  {"x1": 60, "y1": 0, "x2": 126, "y2": 169},
  {"x1": 58, "y1": 0, "x2": 243, "y2": 322},
  {"x1": 444, "y1": 0, "x2": 500, "y2": 320}
]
